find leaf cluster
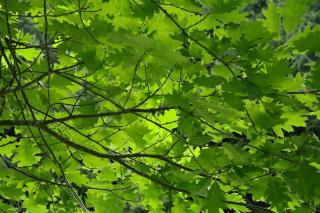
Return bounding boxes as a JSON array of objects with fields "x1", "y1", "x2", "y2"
[{"x1": 0, "y1": 0, "x2": 320, "y2": 212}]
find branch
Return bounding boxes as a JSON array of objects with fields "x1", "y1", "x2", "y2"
[
  {"x1": 43, "y1": 106, "x2": 176, "y2": 124},
  {"x1": 124, "y1": 52, "x2": 146, "y2": 106},
  {"x1": 0, "y1": 8, "x2": 101, "y2": 18},
  {"x1": 40, "y1": 125, "x2": 191, "y2": 193},
  {"x1": 2, "y1": 156, "x2": 135, "y2": 192}
]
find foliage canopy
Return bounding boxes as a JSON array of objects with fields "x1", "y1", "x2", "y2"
[{"x1": 0, "y1": 0, "x2": 320, "y2": 212}]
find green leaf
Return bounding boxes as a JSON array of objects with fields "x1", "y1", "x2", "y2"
[
  {"x1": 265, "y1": 177, "x2": 290, "y2": 211},
  {"x1": 292, "y1": 26, "x2": 320, "y2": 53},
  {"x1": 225, "y1": 193, "x2": 249, "y2": 213},
  {"x1": 12, "y1": 140, "x2": 41, "y2": 167},
  {"x1": 284, "y1": 163, "x2": 320, "y2": 202},
  {"x1": 262, "y1": 2, "x2": 281, "y2": 35},
  {"x1": 203, "y1": 182, "x2": 225, "y2": 213},
  {"x1": 281, "y1": 0, "x2": 315, "y2": 32}
]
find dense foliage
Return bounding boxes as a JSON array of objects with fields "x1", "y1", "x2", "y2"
[{"x1": 0, "y1": 0, "x2": 320, "y2": 212}]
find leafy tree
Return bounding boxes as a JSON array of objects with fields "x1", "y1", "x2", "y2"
[{"x1": 0, "y1": 0, "x2": 320, "y2": 212}]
